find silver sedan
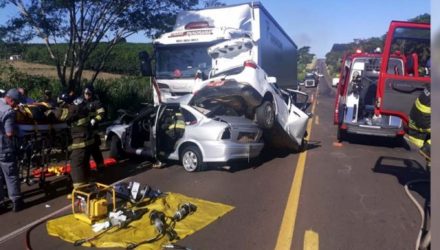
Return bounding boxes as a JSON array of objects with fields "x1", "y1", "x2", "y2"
[{"x1": 106, "y1": 103, "x2": 264, "y2": 172}]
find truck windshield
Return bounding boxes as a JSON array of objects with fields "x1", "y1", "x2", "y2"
[{"x1": 156, "y1": 45, "x2": 212, "y2": 79}]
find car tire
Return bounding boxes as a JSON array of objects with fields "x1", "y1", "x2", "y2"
[
  {"x1": 256, "y1": 101, "x2": 275, "y2": 129},
  {"x1": 109, "y1": 135, "x2": 123, "y2": 160},
  {"x1": 181, "y1": 145, "x2": 206, "y2": 172}
]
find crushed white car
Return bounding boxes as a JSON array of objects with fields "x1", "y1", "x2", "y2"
[{"x1": 189, "y1": 38, "x2": 311, "y2": 149}]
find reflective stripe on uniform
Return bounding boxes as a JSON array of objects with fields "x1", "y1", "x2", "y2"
[
  {"x1": 95, "y1": 115, "x2": 102, "y2": 121},
  {"x1": 96, "y1": 108, "x2": 105, "y2": 114},
  {"x1": 168, "y1": 121, "x2": 185, "y2": 130},
  {"x1": 68, "y1": 138, "x2": 96, "y2": 150},
  {"x1": 60, "y1": 108, "x2": 69, "y2": 121},
  {"x1": 73, "y1": 117, "x2": 90, "y2": 126},
  {"x1": 405, "y1": 134, "x2": 425, "y2": 148},
  {"x1": 415, "y1": 98, "x2": 431, "y2": 114},
  {"x1": 23, "y1": 106, "x2": 33, "y2": 118},
  {"x1": 409, "y1": 122, "x2": 431, "y2": 133}
]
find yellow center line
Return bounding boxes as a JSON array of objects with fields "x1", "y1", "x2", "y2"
[
  {"x1": 275, "y1": 89, "x2": 318, "y2": 250},
  {"x1": 303, "y1": 230, "x2": 319, "y2": 250}
]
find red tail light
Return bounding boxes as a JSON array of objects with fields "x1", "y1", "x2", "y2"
[
  {"x1": 397, "y1": 130, "x2": 405, "y2": 136},
  {"x1": 244, "y1": 60, "x2": 257, "y2": 69}
]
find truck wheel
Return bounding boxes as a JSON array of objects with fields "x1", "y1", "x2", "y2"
[
  {"x1": 256, "y1": 101, "x2": 275, "y2": 129},
  {"x1": 109, "y1": 135, "x2": 123, "y2": 160},
  {"x1": 181, "y1": 145, "x2": 206, "y2": 172}
]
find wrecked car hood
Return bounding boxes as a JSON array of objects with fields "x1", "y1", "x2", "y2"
[{"x1": 191, "y1": 80, "x2": 310, "y2": 148}]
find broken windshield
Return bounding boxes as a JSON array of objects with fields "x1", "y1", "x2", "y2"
[{"x1": 156, "y1": 44, "x2": 212, "y2": 79}]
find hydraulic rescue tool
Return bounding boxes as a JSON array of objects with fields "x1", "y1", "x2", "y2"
[
  {"x1": 72, "y1": 183, "x2": 116, "y2": 224},
  {"x1": 74, "y1": 208, "x2": 148, "y2": 247},
  {"x1": 173, "y1": 203, "x2": 197, "y2": 221},
  {"x1": 114, "y1": 181, "x2": 164, "y2": 204},
  {"x1": 126, "y1": 203, "x2": 197, "y2": 249}
]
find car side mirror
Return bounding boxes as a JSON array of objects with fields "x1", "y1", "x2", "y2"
[{"x1": 139, "y1": 51, "x2": 153, "y2": 77}]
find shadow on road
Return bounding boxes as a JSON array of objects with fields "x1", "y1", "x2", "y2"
[
  {"x1": 0, "y1": 157, "x2": 153, "y2": 214},
  {"x1": 97, "y1": 158, "x2": 153, "y2": 184},
  {"x1": 343, "y1": 135, "x2": 411, "y2": 150},
  {"x1": 373, "y1": 156, "x2": 430, "y2": 201},
  {"x1": 219, "y1": 139, "x2": 321, "y2": 173},
  {"x1": 1, "y1": 175, "x2": 72, "y2": 214}
]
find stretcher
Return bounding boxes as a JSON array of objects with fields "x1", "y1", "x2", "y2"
[
  {"x1": 16, "y1": 117, "x2": 71, "y2": 187},
  {"x1": 18, "y1": 123, "x2": 69, "y2": 137}
]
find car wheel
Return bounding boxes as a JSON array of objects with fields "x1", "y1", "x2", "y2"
[
  {"x1": 109, "y1": 135, "x2": 123, "y2": 160},
  {"x1": 181, "y1": 145, "x2": 206, "y2": 172},
  {"x1": 256, "y1": 101, "x2": 275, "y2": 129}
]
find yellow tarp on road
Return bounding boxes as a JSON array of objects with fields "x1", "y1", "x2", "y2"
[{"x1": 47, "y1": 192, "x2": 234, "y2": 249}]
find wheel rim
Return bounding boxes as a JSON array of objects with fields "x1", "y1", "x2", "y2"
[
  {"x1": 265, "y1": 104, "x2": 274, "y2": 126},
  {"x1": 183, "y1": 151, "x2": 198, "y2": 171}
]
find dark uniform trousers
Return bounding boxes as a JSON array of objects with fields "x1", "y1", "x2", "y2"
[
  {"x1": 86, "y1": 99, "x2": 105, "y2": 169},
  {"x1": 70, "y1": 147, "x2": 92, "y2": 186},
  {"x1": 90, "y1": 134, "x2": 104, "y2": 169},
  {"x1": 0, "y1": 153, "x2": 21, "y2": 203}
]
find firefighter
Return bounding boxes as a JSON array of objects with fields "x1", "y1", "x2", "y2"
[
  {"x1": 82, "y1": 85, "x2": 105, "y2": 170},
  {"x1": 405, "y1": 85, "x2": 430, "y2": 162},
  {"x1": 46, "y1": 96, "x2": 94, "y2": 190}
]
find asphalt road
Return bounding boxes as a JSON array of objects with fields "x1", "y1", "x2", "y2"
[{"x1": 0, "y1": 60, "x2": 430, "y2": 250}]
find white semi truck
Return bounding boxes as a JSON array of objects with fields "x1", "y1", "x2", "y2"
[{"x1": 150, "y1": 2, "x2": 298, "y2": 102}]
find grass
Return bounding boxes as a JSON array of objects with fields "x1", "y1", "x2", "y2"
[{"x1": 6, "y1": 60, "x2": 124, "y2": 80}]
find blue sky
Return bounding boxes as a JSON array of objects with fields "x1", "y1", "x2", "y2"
[{"x1": 0, "y1": 0, "x2": 431, "y2": 57}]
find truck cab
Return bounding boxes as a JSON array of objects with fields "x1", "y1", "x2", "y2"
[
  {"x1": 334, "y1": 21, "x2": 430, "y2": 141},
  {"x1": 152, "y1": 4, "x2": 254, "y2": 103}
]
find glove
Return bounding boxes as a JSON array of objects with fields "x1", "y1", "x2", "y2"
[
  {"x1": 92, "y1": 221, "x2": 111, "y2": 232},
  {"x1": 90, "y1": 118, "x2": 96, "y2": 126}
]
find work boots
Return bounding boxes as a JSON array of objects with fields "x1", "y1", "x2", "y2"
[
  {"x1": 12, "y1": 199, "x2": 24, "y2": 212},
  {"x1": 419, "y1": 142, "x2": 431, "y2": 162}
]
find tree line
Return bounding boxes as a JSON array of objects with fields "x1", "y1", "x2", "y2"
[
  {"x1": 325, "y1": 14, "x2": 430, "y2": 77},
  {"x1": 1, "y1": 42, "x2": 153, "y2": 76}
]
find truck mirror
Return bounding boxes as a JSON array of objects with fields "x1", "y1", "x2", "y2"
[{"x1": 139, "y1": 51, "x2": 153, "y2": 77}]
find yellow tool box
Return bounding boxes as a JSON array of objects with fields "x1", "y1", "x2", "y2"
[{"x1": 72, "y1": 183, "x2": 116, "y2": 224}]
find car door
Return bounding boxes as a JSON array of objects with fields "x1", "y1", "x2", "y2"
[
  {"x1": 334, "y1": 57, "x2": 351, "y2": 125},
  {"x1": 376, "y1": 22, "x2": 430, "y2": 124},
  {"x1": 284, "y1": 89, "x2": 310, "y2": 145},
  {"x1": 154, "y1": 104, "x2": 182, "y2": 160},
  {"x1": 151, "y1": 104, "x2": 167, "y2": 160},
  {"x1": 269, "y1": 83, "x2": 290, "y2": 129}
]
